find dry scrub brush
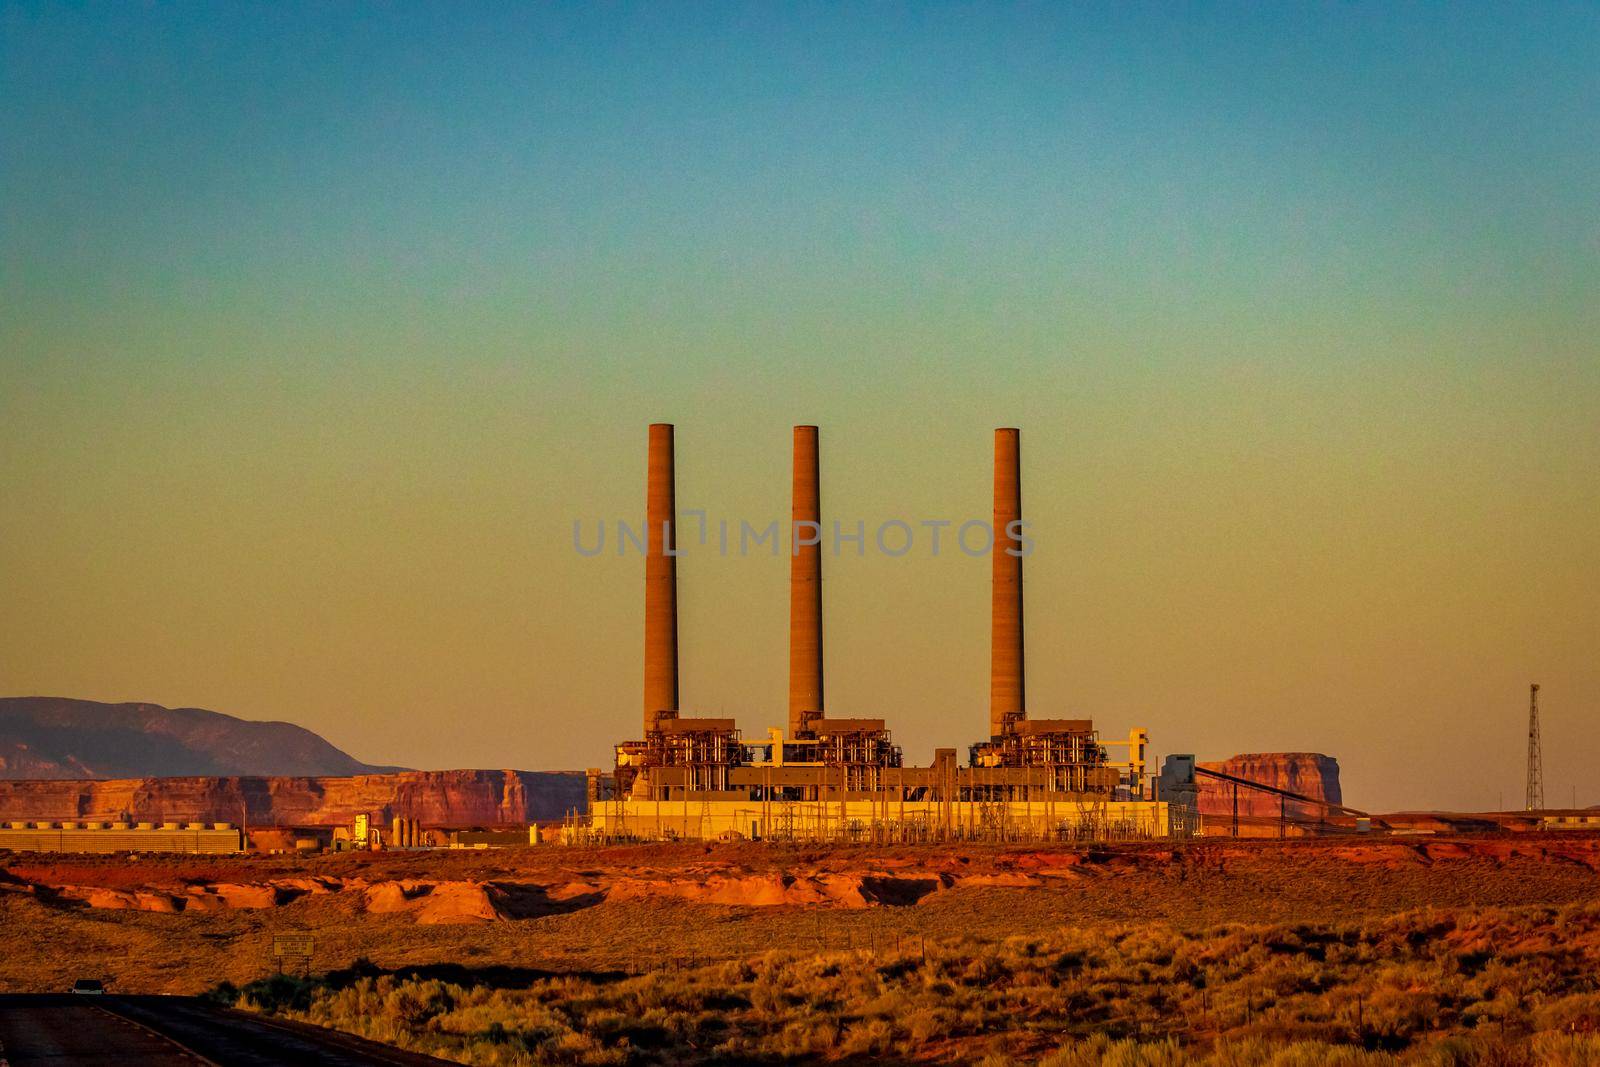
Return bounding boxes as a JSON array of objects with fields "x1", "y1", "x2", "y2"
[{"x1": 218, "y1": 900, "x2": 1600, "y2": 1065}]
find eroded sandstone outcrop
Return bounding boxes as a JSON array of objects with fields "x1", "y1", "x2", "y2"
[
  {"x1": 363, "y1": 880, "x2": 507, "y2": 924},
  {"x1": 11, "y1": 836, "x2": 1600, "y2": 925},
  {"x1": 0, "y1": 769, "x2": 584, "y2": 827},
  {"x1": 1196, "y1": 753, "x2": 1342, "y2": 829}
]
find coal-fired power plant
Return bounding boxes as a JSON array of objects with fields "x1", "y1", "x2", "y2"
[{"x1": 593, "y1": 423, "x2": 1183, "y2": 842}]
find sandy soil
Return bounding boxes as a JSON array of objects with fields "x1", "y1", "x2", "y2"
[{"x1": 3, "y1": 833, "x2": 1598, "y2": 995}]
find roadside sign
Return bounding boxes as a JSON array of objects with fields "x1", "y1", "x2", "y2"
[{"x1": 273, "y1": 934, "x2": 314, "y2": 958}]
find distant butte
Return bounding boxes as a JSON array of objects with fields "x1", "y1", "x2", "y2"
[{"x1": 1197, "y1": 752, "x2": 1342, "y2": 828}]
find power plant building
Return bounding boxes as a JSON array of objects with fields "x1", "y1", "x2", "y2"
[{"x1": 591, "y1": 424, "x2": 1187, "y2": 842}]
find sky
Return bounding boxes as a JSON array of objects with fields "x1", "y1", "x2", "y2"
[{"x1": 1, "y1": 2, "x2": 1596, "y2": 812}]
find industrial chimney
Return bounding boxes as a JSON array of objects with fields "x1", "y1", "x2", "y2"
[
  {"x1": 990, "y1": 427, "x2": 1024, "y2": 737},
  {"x1": 789, "y1": 425, "x2": 823, "y2": 736},
  {"x1": 643, "y1": 423, "x2": 679, "y2": 735}
]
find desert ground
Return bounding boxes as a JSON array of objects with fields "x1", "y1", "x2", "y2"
[{"x1": 4, "y1": 834, "x2": 1600, "y2": 1064}]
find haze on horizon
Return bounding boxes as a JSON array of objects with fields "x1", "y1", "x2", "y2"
[{"x1": 1, "y1": 3, "x2": 1595, "y2": 813}]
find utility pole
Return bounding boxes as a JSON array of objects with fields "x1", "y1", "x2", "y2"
[{"x1": 1525, "y1": 683, "x2": 1544, "y2": 812}]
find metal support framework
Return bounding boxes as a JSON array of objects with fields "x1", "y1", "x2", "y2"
[
  {"x1": 967, "y1": 722, "x2": 1134, "y2": 796},
  {"x1": 1526, "y1": 683, "x2": 1544, "y2": 812},
  {"x1": 615, "y1": 720, "x2": 745, "y2": 799},
  {"x1": 598, "y1": 722, "x2": 1170, "y2": 843}
]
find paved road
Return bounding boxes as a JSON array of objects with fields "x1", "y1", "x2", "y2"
[
  {"x1": 0, "y1": 996, "x2": 198, "y2": 1065},
  {"x1": 0, "y1": 995, "x2": 451, "y2": 1066}
]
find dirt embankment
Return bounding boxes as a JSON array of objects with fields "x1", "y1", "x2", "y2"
[{"x1": 5, "y1": 833, "x2": 1599, "y2": 926}]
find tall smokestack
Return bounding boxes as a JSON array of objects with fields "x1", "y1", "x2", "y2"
[
  {"x1": 990, "y1": 427, "x2": 1024, "y2": 737},
  {"x1": 789, "y1": 425, "x2": 823, "y2": 736},
  {"x1": 644, "y1": 423, "x2": 679, "y2": 735}
]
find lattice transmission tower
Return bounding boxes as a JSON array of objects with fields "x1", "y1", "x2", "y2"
[{"x1": 1525, "y1": 683, "x2": 1544, "y2": 812}]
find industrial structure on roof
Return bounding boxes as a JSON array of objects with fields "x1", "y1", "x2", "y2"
[{"x1": 589, "y1": 423, "x2": 1193, "y2": 842}]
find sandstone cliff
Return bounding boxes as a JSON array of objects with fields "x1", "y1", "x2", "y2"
[
  {"x1": 1197, "y1": 753, "x2": 1342, "y2": 828},
  {"x1": 0, "y1": 769, "x2": 585, "y2": 827}
]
